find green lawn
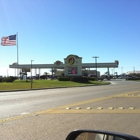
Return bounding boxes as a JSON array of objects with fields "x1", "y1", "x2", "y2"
[{"x1": 0, "y1": 80, "x2": 110, "y2": 91}]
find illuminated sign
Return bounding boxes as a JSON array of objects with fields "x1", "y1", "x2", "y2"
[{"x1": 68, "y1": 67, "x2": 77, "y2": 74}]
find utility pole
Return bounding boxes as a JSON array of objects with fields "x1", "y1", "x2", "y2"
[{"x1": 31, "y1": 60, "x2": 34, "y2": 89}]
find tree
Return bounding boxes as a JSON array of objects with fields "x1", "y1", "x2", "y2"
[{"x1": 44, "y1": 72, "x2": 48, "y2": 76}]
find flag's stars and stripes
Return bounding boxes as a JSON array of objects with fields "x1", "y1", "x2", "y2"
[{"x1": 1, "y1": 35, "x2": 16, "y2": 46}]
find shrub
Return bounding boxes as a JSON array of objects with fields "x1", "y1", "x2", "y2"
[
  {"x1": 0, "y1": 78, "x2": 3, "y2": 82},
  {"x1": 5, "y1": 77, "x2": 13, "y2": 82},
  {"x1": 126, "y1": 77, "x2": 140, "y2": 80},
  {"x1": 2, "y1": 77, "x2": 16, "y2": 82},
  {"x1": 70, "y1": 77, "x2": 89, "y2": 83},
  {"x1": 58, "y1": 76, "x2": 70, "y2": 81},
  {"x1": 2, "y1": 77, "x2": 7, "y2": 82}
]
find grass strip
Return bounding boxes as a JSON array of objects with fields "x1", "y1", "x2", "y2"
[{"x1": 0, "y1": 80, "x2": 110, "y2": 91}]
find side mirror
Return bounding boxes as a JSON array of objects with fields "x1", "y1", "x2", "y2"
[{"x1": 66, "y1": 130, "x2": 140, "y2": 140}]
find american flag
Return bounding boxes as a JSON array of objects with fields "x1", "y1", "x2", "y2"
[{"x1": 1, "y1": 35, "x2": 16, "y2": 46}]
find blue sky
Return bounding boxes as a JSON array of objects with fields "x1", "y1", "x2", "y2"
[{"x1": 0, "y1": 0, "x2": 140, "y2": 76}]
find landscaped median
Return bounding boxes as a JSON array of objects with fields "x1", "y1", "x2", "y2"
[{"x1": 0, "y1": 79, "x2": 110, "y2": 91}]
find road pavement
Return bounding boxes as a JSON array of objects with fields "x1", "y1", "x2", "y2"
[{"x1": 0, "y1": 80, "x2": 140, "y2": 140}]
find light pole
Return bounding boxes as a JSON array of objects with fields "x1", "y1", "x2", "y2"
[
  {"x1": 31, "y1": 60, "x2": 34, "y2": 89},
  {"x1": 92, "y1": 56, "x2": 99, "y2": 80}
]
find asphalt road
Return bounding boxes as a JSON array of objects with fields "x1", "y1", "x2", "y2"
[{"x1": 0, "y1": 80, "x2": 140, "y2": 140}]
